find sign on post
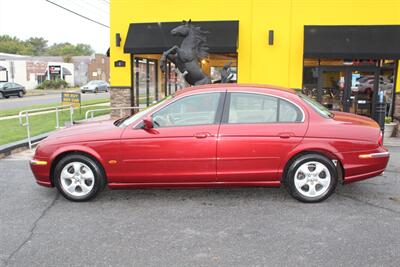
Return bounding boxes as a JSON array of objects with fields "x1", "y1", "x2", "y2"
[{"x1": 61, "y1": 92, "x2": 81, "y2": 108}]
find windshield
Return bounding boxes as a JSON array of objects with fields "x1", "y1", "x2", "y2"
[
  {"x1": 297, "y1": 93, "x2": 333, "y2": 118},
  {"x1": 117, "y1": 96, "x2": 173, "y2": 127},
  {"x1": 0, "y1": 83, "x2": 5, "y2": 88}
]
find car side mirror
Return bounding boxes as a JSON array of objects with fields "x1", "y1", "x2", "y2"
[{"x1": 142, "y1": 117, "x2": 153, "y2": 130}]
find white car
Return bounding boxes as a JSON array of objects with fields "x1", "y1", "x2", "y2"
[
  {"x1": 356, "y1": 76, "x2": 393, "y2": 94},
  {"x1": 80, "y1": 80, "x2": 109, "y2": 93}
]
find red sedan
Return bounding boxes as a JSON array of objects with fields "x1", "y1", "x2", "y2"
[{"x1": 30, "y1": 84, "x2": 389, "y2": 202}]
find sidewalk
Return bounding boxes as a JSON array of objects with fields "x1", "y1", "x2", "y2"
[{"x1": 384, "y1": 136, "x2": 400, "y2": 147}]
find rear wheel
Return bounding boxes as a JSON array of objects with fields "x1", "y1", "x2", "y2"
[
  {"x1": 54, "y1": 154, "x2": 106, "y2": 202},
  {"x1": 284, "y1": 154, "x2": 337, "y2": 203},
  {"x1": 95, "y1": 88, "x2": 98, "y2": 93},
  {"x1": 0, "y1": 92, "x2": 3, "y2": 99}
]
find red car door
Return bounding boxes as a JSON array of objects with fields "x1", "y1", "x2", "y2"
[
  {"x1": 217, "y1": 92, "x2": 308, "y2": 182},
  {"x1": 119, "y1": 92, "x2": 225, "y2": 184}
]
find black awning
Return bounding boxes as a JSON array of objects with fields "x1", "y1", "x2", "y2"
[
  {"x1": 304, "y1": 25, "x2": 400, "y2": 59},
  {"x1": 62, "y1": 67, "x2": 72, "y2": 75},
  {"x1": 124, "y1": 20, "x2": 239, "y2": 54}
]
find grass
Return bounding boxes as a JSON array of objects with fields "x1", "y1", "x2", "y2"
[
  {"x1": 0, "y1": 105, "x2": 110, "y2": 146},
  {"x1": 0, "y1": 98, "x2": 109, "y2": 118}
]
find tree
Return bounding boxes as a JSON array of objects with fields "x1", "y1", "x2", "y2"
[
  {"x1": 0, "y1": 35, "x2": 27, "y2": 54},
  {"x1": 0, "y1": 35, "x2": 95, "y2": 57},
  {"x1": 26, "y1": 37, "x2": 48, "y2": 56}
]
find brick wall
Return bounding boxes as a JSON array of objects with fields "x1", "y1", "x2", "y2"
[{"x1": 110, "y1": 87, "x2": 132, "y2": 119}]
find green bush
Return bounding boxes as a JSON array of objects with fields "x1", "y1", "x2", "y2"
[
  {"x1": 36, "y1": 79, "x2": 69, "y2": 89},
  {"x1": 385, "y1": 116, "x2": 392, "y2": 124}
]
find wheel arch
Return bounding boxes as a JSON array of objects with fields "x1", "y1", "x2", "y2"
[
  {"x1": 49, "y1": 148, "x2": 107, "y2": 186},
  {"x1": 281, "y1": 149, "x2": 344, "y2": 184}
]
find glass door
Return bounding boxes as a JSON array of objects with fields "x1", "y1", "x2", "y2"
[
  {"x1": 134, "y1": 57, "x2": 158, "y2": 107},
  {"x1": 318, "y1": 66, "x2": 379, "y2": 117},
  {"x1": 318, "y1": 68, "x2": 347, "y2": 111},
  {"x1": 349, "y1": 69, "x2": 377, "y2": 117}
]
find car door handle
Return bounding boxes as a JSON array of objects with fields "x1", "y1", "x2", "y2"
[
  {"x1": 279, "y1": 132, "x2": 295, "y2": 139},
  {"x1": 194, "y1": 132, "x2": 212, "y2": 138}
]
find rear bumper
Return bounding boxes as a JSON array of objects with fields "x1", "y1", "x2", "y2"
[{"x1": 340, "y1": 147, "x2": 390, "y2": 184}]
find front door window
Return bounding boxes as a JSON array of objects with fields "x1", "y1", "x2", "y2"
[{"x1": 152, "y1": 92, "x2": 221, "y2": 127}]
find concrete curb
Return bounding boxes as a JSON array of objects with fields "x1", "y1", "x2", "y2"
[{"x1": 0, "y1": 132, "x2": 50, "y2": 159}]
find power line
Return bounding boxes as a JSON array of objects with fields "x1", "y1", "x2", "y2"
[
  {"x1": 77, "y1": 0, "x2": 109, "y2": 15},
  {"x1": 45, "y1": 0, "x2": 109, "y2": 28}
]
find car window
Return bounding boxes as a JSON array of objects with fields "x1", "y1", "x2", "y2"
[
  {"x1": 227, "y1": 93, "x2": 302, "y2": 124},
  {"x1": 297, "y1": 93, "x2": 332, "y2": 118},
  {"x1": 228, "y1": 93, "x2": 278, "y2": 123},
  {"x1": 152, "y1": 92, "x2": 221, "y2": 127},
  {"x1": 279, "y1": 99, "x2": 303, "y2": 122}
]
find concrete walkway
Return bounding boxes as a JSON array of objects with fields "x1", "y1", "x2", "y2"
[{"x1": 384, "y1": 136, "x2": 400, "y2": 147}]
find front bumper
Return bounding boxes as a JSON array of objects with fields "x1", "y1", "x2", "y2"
[
  {"x1": 30, "y1": 158, "x2": 53, "y2": 187},
  {"x1": 81, "y1": 88, "x2": 95, "y2": 93}
]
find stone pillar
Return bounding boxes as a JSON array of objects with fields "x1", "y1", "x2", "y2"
[
  {"x1": 394, "y1": 93, "x2": 400, "y2": 120},
  {"x1": 110, "y1": 86, "x2": 133, "y2": 119}
]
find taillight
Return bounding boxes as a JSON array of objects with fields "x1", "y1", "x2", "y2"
[{"x1": 378, "y1": 131, "x2": 383, "y2": 146}]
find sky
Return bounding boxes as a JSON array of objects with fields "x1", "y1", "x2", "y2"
[{"x1": 0, "y1": 0, "x2": 110, "y2": 53}]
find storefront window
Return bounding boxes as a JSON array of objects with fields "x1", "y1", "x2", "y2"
[
  {"x1": 302, "y1": 58, "x2": 397, "y2": 119},
  {"x1": 133, "y1": 53, "x2": 237, "y2": 107}
]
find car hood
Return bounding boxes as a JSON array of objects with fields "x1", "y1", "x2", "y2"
[
  {"x1": 45, "y1": 120, "x2": 121, "y2": 142},
  {"x1": 332, "y1": 111, "x2": 380, "y2": 128}
]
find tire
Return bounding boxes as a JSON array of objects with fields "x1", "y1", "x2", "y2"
[
  {"x1": 54, "y1": 154, "x2": 106, "y2": 202},
  {"x1": 95, "y1": 88, "x2": 98, "y2": 93},
  {"x1": 18, "y1": 91, "x2": 23, "y2": 98},
  {"x1": 0, "y1": 92, "x2": 3, "y2": 99},
  {"x1": 284, "y1": 154, "x2": 338, "y2": 203},
  {"x1": 4, "y1": 95, "x2": 9, "y2": 99}
]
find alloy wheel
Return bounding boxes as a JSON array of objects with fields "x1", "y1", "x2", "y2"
[
  {"x1": 294, "y1": 161, "x2": 331, "y2": 198},
  {"x1": 60, "y1": 162, "x2": 95, "y2": 197}
]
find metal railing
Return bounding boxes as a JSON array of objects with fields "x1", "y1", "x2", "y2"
[
  {"x1": 19, "y1": 105, "x2": 73, "y2": 149},
  {"x1": 85, "y1": 106, "x2": 140, "y2": 120}
]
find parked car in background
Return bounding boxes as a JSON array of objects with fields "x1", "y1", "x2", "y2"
[
  {"x1": 80, "y1": 80, "x2": 109, "y2": 93},
  {"x1": 356, "y1": 76, "x2": 393, "y2": 94},
  {"x1": 30, "y1": 84, "x2": 389, "y2": 203},
  {"x1": 0, "y1": 82, "x2": 26, "y2": 98}
]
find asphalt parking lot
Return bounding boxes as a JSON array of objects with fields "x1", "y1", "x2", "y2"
[{"x1": 1, "y1": 148, "x2": 400, "y2": 267}]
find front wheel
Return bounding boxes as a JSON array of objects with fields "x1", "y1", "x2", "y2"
[
  {"x1": 18, "y1": 91, "x2": 23, "y2": 98},
  {"x1": 54, "y1": 154, "x2": 106, "y2": 202},
  {"x1": 0, "y1": 92, "x2": 3, "y2": 99},
  {"x1": 284, "y1": 154, "x2": 338, "y2": 203}
]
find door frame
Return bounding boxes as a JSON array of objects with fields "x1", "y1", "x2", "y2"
[
  {"x1": 132, "y1": 57, "x2": 159, "y2": 107},
  {"x1": 317, "y1": 65, "x2": 379, "y2": 118}
]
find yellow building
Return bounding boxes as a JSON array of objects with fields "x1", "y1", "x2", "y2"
[{"x1": 110, "y1": 0, "x2": 400, "y2": 120}]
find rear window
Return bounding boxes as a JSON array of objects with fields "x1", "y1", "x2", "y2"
[{"x1": 297, "y1": 93, "x2": 332, "y2": 118}]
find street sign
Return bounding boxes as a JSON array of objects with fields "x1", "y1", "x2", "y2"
[{"x1": 61, "y1": 92, "x2": 81, "y2": 108}]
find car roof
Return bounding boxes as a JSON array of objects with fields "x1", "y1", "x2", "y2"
[{"x1": 175, "y1": 83, "x2": 296, "y2": 96}]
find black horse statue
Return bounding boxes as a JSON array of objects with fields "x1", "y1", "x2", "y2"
[{"x1": 160, "y1": 20, "x2": 211, "y2": 86}]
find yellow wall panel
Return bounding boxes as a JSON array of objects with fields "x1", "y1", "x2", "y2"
[{"x1": 111, "y1": 0, "x2": 400, "y2": 92}]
